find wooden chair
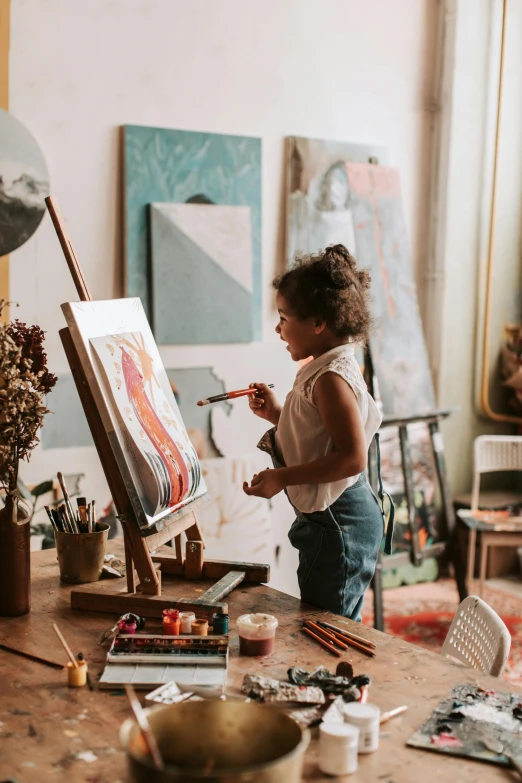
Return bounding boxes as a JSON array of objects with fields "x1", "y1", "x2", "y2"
[
  {"x1": 459, "y1": 435, "x2": 522, "y2": 596},
  {"x1": 441, "y1": 595, "x2": 511, "y2": 677}
]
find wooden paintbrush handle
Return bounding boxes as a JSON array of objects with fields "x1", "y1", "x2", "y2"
[
  {"x1": 302, "y1": 627, "x2": 342, "y2": 657},
  {"x1": 53, "y1": 623, "x2": 78, "y2": 668}
]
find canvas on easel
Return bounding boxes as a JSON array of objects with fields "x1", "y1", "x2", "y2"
[
  {"x1": 61, "y1": 298, "x2": 207, "y2": 529},
  {"x1": 46, "y1": 196, "x2": 269, "y2": 618}
]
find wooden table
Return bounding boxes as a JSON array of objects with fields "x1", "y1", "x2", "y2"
[{"x1": 0, "y1": 544, "x2": 520, "y2": 782}]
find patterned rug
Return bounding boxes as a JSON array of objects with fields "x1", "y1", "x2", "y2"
[{"x1": 362, "y1": 579, "x2": 522, "y2": 687}]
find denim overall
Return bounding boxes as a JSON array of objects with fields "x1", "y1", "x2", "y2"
[{"x1": 258, "y1": 429, "x2": 394, "y2": 622}]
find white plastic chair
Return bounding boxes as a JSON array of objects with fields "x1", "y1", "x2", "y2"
[
  {"x1": 464, "y1": 435, "x2": 522, "y2": 595},
  {"x1": 442, "y1": 595, "x2": 511, "y2": 677},
  {"x1": 471, "y1": 435, "x2": 522, "y2": 512}
]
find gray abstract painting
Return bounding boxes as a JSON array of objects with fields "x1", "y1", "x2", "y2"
[
  {"x1": 151, "y1": 203, "x2": 253, "y2": 344},
  {"x1": 0, "y1": 109, "x2": 50, "y2": 255}
]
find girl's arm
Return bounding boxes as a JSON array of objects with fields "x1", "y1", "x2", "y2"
[{"x1": 243, "y1": 372, "x2": 367, "y2": 498}]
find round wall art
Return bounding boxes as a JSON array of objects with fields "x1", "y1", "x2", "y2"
[{"x1": 0, "y1": 109, "x2": 50, "y2": 255}]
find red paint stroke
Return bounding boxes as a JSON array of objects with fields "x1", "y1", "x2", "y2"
[
  {"x1": 121, "y1": 347, "x2": 189, "y2": 507},
  {"x1": 431, "y1": 733, "x2": 463, "y2": 748},
  {"x1": 346, "y1": 162, "x2": 402, "y2": 320}
]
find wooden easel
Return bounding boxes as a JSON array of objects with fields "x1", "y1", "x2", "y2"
[{"x1": 46, "y1": 196, "x2": 269, "y2": 619}]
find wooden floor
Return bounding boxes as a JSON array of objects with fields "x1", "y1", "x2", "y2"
[{"x1": 0, "y1": 542, "x2": 521, "y2": 782}]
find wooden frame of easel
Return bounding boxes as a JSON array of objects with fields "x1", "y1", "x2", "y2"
[
  {"x1": 364, "y1": 353, "x2": 462, "y2": 631},
  {"x1": 45, "y1": 196, "x2": 269, "y2": 618}
]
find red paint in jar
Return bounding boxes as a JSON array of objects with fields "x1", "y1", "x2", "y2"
[
  {"x1": 237, "y1": 613, "x2": 278, "y2": 657},
  {"x1": 239, "y1": 635, "x2": 275, "y2": 656}
]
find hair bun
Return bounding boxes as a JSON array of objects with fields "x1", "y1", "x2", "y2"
[{"x1": 326, "y1": 244, "x2": 356, "y2": 269}]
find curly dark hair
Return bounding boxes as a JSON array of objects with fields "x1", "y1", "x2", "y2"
[{"x1": 273, "y1": 244, "x2": 372, "y2": 342}]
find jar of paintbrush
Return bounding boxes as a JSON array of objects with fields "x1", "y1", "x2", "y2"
[{"x1": 48, "y1": 472, "x2": 109, "y2": 584}]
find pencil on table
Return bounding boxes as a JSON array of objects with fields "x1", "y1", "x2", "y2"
[
  {"x1": 0, "y1": 642, "x2": 64, "y2": 670},
  {"x1": 328, "y1": 630, "x2": 375, "y2": 658},
  {"x1": 302, "y1": 627, "x2": 342, "y2": 657},
  {"x1": 304, "y1": 621, "x2": 349, "y2": 651},
  {"x1": 318, "y1": 620, "x2": 376, "y2": 649}
]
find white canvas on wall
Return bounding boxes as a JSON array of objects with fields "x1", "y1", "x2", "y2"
[{"x1": 62, "y1": 298, "x2": 207, "y2": 529}]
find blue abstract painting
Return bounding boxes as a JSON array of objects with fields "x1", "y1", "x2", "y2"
[{"x1": 123, "y1": 125, "x2": 262, "y2": 341}]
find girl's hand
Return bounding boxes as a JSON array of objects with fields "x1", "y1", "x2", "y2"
[
  {"x1": 248, "y1": 383, "x2": 282, "y2": 425},
  {"x1": 243, "y1": 469, "x2": 285, "y2": 499}
]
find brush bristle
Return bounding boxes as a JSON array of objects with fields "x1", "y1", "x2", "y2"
[{"x1": 197, "y1": 400, "x2": 209, "y2": 406}]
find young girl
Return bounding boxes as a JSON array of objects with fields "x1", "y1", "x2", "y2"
[{"x1": 243, "y1": 244, "x2": 393, "y2": 621}]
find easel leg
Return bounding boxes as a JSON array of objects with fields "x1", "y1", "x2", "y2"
[
  {"x1": 372, "y1": 553, "x2": 385, "y2": 632},
  {"x1": 121, "y1": 517, "x2": 161, "y2": 596},
  {"x1": 398, "y1": 425, "x2": 423, "y2": 566},
  {"x1": 124, "y1": 532, "x2": 136, "y2": 593}
]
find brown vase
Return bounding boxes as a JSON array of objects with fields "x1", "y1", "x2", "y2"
[{"x1": 0, "y1": 493, "x2": 31, "y2": 616}]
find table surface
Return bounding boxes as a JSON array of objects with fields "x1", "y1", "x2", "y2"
[{"x1": 0, "y1": 542, "x2": 520, "y2": 783}]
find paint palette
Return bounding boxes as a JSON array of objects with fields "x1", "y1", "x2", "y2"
[
  {"x1": 107, "y1": 634, "x2": 229, "y2": 665},
  {"x1": 407, "y1": 684, "x2": 522, "y2": 768}
]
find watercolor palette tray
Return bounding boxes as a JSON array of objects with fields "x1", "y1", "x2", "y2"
[
  {"x1": 407, "y1": 684, "x2": 522, "y2": 768},
  {"x1": 107, "y1": 634, "x2": 229, "y2": 665},
  {"x1": 98, "y1": 662, "x2": 227, "y2": 691}
]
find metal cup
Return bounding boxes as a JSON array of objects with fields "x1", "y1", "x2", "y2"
[
  {"x1": 55, "y1": 522, "x2": 109, "y2": 583},
  {"x1": 120, "y1": 700, "x2": 310, "y2": 782}
]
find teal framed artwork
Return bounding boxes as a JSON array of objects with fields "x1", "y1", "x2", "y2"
[{"x1": 123, "y1": 125, "x2": 262, "y2": 343}]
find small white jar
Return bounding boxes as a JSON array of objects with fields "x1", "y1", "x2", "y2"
[
  {"x1": 343, "y1": 702, "x2": 380, "y2": 754},
  {"x1": 319, "y1": 722, "x2": 359, "y2": 776},
  {"x1": 179, "y1": 611, "x2": 196, "y2": 634}
]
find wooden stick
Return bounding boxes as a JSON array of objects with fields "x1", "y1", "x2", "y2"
[
  {"x1": 52, "y1": 623, "x2": 78, "y2": 668},
  {"x1": 45, "y1": 196, "x2": 92, "y2": 301},
  {"x1": 323, "y1": 627, "x2": 375, "y2": 658},
  {"x1": 324, "y1": 626, "x2": 375, "y2": 652},
  {"x1": 305, "y1": 621, "x2": 349, "y2": 651},
  {"x1": 318, "y1": 620, "x2": 376, "y2": 649},
  {"x1": 0, "y1": 642, "x2": 64, "y2": 670},
  {"x1": 380, "y1": 705, "x2": 408, "y2": 723},
  {"x1": 57, "y1": 473, "x2": 79, "y2": 534},
  {"x1": 302, "y1": 627, "x2": 342, "y2": 657},
  {"x1": 125, "y1": 685, "x2": 164, "y2": 770}
]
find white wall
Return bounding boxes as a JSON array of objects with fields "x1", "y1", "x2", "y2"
[
  {"x1": 438, "y1": 0, "x2": 522, "y2": 494},
  {"x1": 8, "y1": 0, "x2": 437, "y2": 590}
]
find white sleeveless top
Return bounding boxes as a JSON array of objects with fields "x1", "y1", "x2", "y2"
[{"x1": 274, "y1": 344, "x2": 382, "y2": 513}]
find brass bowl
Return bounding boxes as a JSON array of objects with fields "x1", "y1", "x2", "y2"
[{"x1": 120, "y1": 700, "x2": 310, "y2": 782}]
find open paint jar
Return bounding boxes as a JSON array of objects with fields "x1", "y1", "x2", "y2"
[{"x1": 237, "y1": 613, "x2": 278, "y2": 656}]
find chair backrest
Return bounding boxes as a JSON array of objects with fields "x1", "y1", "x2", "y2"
[
  {"x1": 441, "y1": 595, "x2": 511, "y2": 677},
  {"x1": 471, "y1": 435, "x2": 522, "y2": 511}
]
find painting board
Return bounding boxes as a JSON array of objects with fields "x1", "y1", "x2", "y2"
[
  {"x1": 345, "y1": 162, "x2": 435, "y2": 417},
  {"x1": 151, "y1": 202, "x2": 253, "y2": 344},
  {"x1": 285, "y1": 135, "x2": 387, "y2": 263},
  {"x1": 0, "y1": 109, "x2": 50, "y2": 255},
  {"x1": 123, "y1": 125, "x2": 262, "y2": 338},
  {"x1": 407, "y1": 684, "x2": 522, "y2": 768},
  {"x1": 61, "y1": 298, "x2": 207, "y2": 529}
]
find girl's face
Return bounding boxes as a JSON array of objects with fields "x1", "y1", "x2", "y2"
[{"x1": 275, "y1": 293, "x2": 322, "y2": 361}]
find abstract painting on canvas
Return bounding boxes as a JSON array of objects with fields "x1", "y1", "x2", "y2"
[
  {"x1": 150, "y1": 202, "x2": 253, "y2": 344},
  {"x1": 286, "y1": 136, "x2": 434, "y2": 418},
  {"x1": 62, "y1": 298, "x2": 206, "y2": 529},
  {"x1": 123, "y1": 124, "x2": 261, "y2": 342}
]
